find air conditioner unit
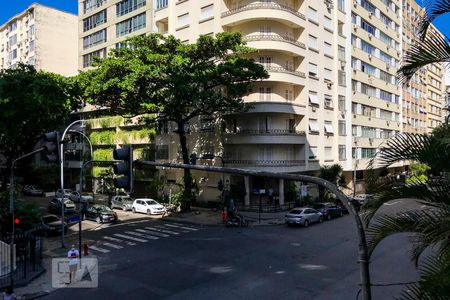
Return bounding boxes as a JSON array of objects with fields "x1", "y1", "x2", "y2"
[
  {"x1": 386, "y1": 121, "x2": 390, "y2": 126},
  {"x1": 368, "y1": 54, "x2": 372, "y2": 59},
  {"x1": 340, "y1": 61, "x2": 346, "y2": 69},
  {"x1": 353, "y1": 24, "x2": 358, "y2": 31},
  {"x1": 369, "y1": 138, "x2": 374, "y2": 144},
  {"x1": 312, "y1": 106, "x2": 316, "y2": 112},
  {"x1": 327, "y1": 81, "x2": 333, "y2": 89},
  {"x1": 353, "y1": 114, "x2": 357, "y2": 118},
  {"x1": 369, "y1": 12, "x2": 373, "y2": 17},
  {"x1": 386, "y1": 64, "x2": 390, "y2": 70},
  {"x1": 368, "y1": 34, "x2": 373, "y2": 39}
]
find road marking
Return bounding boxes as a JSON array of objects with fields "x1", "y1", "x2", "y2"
[
  {"x1": 166, "y1": 222, "x2": 198, "y2": 229},
  {"x1": 102, "y1": 242, "x2": 123, "y2": 249},
  {"x1": 164, "y1": 224, "x2": 198, "y2": 231},
  {"x1": 89, "y1": 245, "x2": 110, "y2": 253},
  {"x1": 103, "y1": 236, "x2": 136, "y2": 246},
  {"x1": 104, "y1": 219, "x2": 152, "y2": 229},
  {"x1": 114, "y1": 233, "x2": 148, "y2": 243},
  {"x1": 383, "y1": 201, "x2": 401, "y2": 206},
  {"x1": 135, "y1": 228, "x2": 169, "y2": 237},
  {"x1": 126, "y1": 231, "x2": 159, "y2": 240},
  {"x1": 153, "y1": 226, "x2": 181, "y2": 235}
]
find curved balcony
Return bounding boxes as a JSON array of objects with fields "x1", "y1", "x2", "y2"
[
  {"x1": 263, "y1": 65, "x2": 306, "y2": 86},
  {"x1": 221, "y1": 2, "x2": 306, "y2": 28},
  {"x1": 245, "y1": 102, "x2": 306, "y2": 115},
  {"x1": 243, "y1": 34, "x2": 306, "y2": 56},
  {"x1": 225, "y1": 159, "x2": 305, "y2": 166},
  {"x1": 223, "y1": 129, "x2": 306, "y2": 145}
]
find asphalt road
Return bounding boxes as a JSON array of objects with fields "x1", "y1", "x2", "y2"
[{"x1": 43, "y1": 214, "x2": 419, "y2": 300}]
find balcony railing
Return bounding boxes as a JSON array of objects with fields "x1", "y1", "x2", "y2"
[
  {"x1": 221, "y1": 2, "x2": 306, "y2": 20},
  {"x1": 264, "y1": 65, "x2": 306, "y2": 78},
  {"x1": 225, "y1": 129, "x2": 306, "y2": 135},
  {"x1": 224, "y1": 159, "x2": 306, "y2": 166},
  {"x1": 243, "y1": 34, "x2": 306, "y2": 49}
]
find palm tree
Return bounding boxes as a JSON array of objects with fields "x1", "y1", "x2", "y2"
[{"x1": 364, "y1": 132, "x2": 450, "y2": 299}]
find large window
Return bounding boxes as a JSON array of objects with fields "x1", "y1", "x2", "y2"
[
  {"x1": 361, "y1": 40, "x2": 375, "y2": 55},
  {"x1": 83, "y1": 29, "x2": 107, "y2": 49},
  {"x1": 116, "y1": 13, "x2": 146, "y2": 37},
  {"x1": 308, "y1": 35, "x2": 318, "y2": 50},
  {"x1": 338, "y1": 0, "x2": 345, "y2": 12},
  {"x1": 200, "y1": 4, "x2": 214, "y2": 21},
  {"x1": 380, "y1": 31, "x2": 393, "y2": 46},
  {"x1": 83, "y1": 0, "x2": 106, "y2": 14},
  {"x1": 361, "y1": 0, "x2": 376, "y2": 13},
  {"x1": 338, "y1": 121, "x2": 346, "y2": 136},
  {"x1": 338, "y1": 70, "x2": 346, "y2": 86},
  {"x1": 380, "y1": 90, "x2": 392, "y2": 102},
  {"x1": 156, "y1": 0, "x2": 168, "y2": 9},
  {"x1": 338, "y1": 95, "x2": 346, "y2": 111},
  {"x1": 308, "y1": 63, "x2": 318, "y2": 77},
  {"x1": 360, "y1": 83, "x2": 377, "y2": 97},
  {"x1": 9, "y1": 35, "x2": 17, "y2": 46},
  {"x1": 338, "y1": 46, "x2": 345, "y2": 61},
  {"x1": 116, "y1": 0, "x2": 146, "y2": 17},
  {"x1": 361, "y1": 126, "x2": 376, "y2": 138},
  {"x1": 338, "y1": 145, "x2": 346, "y2": 160},
  {"x1": 361, "y1": 148, "x2": 376, "y2": 158},
  {"x1": 379, "y1": 50, "x2": 393, "y2": 65},
  {"x1": 379, "y1": 70, "x2": 393, "y2": 84},
  {"x1": 177, "y1": 13, "x2": 189, "y2": 28},
  {"x1": 361, "y1": 62, "x2": 376, "y2": 76},
  {"x1": 324, "y1": 42, "x2": 332, "y2": 56},
  {"x1": 361, "y1": 19, "x2": 376, "y2": 35},
  {"x1": 83, "y1": 10, "x2": 107, "y2": 32},
  {"x1": 83, "y1": 48, "x2": 107, "y2": 68},
  {"x1": 308, "y1": 7, "x2": 318, "y2": 22}
]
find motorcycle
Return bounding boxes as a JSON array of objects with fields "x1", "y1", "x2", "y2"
[{"x1": 225, "y1": 213, "x2": 249, "y2": 227}]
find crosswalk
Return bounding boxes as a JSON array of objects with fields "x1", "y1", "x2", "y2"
[{"x1": 87, "y1": 222, "x2": 200, "y2": 255}]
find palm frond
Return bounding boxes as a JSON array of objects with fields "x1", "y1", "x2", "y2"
[
  {"x1": 419, "y1": 0, "x2": 450, "y2": 40},
  {"x1": 397, "y1": 29, "x2": 450, "y2": 85},
  {"x1": 398, "y1": 254, "x2": 450, "y2": 300}
]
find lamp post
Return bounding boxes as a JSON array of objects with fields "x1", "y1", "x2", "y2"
[{"x1": 59, "y1": 119, "x2": 89, "y2": 248}]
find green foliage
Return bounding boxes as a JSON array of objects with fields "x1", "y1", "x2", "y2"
[
  {"x1": 88, "y1": 116, "x2": 123, "y2": 129},
  {"x1": 92, "y1": 148, "x2": 114, "y2": 161},
  {"x1": 318, "y1": 164, "x2": 345, "y2": 200},
  {"x1": 94, "y1": 168, "x2": 115, "y2": 196},
  {"x1": 0, "y1": 64, "x2": 77, "y2": 180},
  {"x1": 406, "y1": 163, "x2": 430, "y2": 184},
  {"x1": 89, "y1": 131, "x2": 116, "y2": 145},
  {"x1": 92, "y1": 166, "x2": 113, "y2": 178},
  {"x1": 77, "y1": 32, "x2": 268, "y2": 209},
  {"x1": 27, "y1": 165, "x2": 59, "y2": 191},
  {"x1": 116, "y1": 128, "x2": 156, "y2": 144}
]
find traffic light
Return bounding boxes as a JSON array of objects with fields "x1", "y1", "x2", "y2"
[
  {"x1": 113, "y1": 145, "x2": 133, "y2": 192},
  {"x1": 42, "y1": 131, "x2": 61, "y2": 163},
  {"x1": 14, "y1": 218, "x2": 20, "y2": 225}
]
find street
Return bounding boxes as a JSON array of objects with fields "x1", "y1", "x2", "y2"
[{"x1": 42, "y1": 215, "x2": 419, "y2": 300}]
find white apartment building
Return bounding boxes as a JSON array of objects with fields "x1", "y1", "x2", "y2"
[{"x1": 0, "y1": 3, "x2": 78, "y2": 76}]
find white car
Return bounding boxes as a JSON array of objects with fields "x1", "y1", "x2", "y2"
[
  {"x1": 132, "y1": 199, "x2": 166, "y2": 215},
  {"x1": 56, "y1": 189, "x2": 72, "y2": 198},
  {"x1": 353, "y1": 194, "x2": 373, "y2": 205},
  {"x1": 69, "y1": 191, "x2": 94, "y2": 203}
]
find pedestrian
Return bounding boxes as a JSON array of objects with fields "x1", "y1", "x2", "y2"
[
  {"x1": 67, "y1": 244, "x2": 79, "y2": 284},
  {"x1": 2, "y1": 286, "x2": 16, "y2": 300},
  {"x1": 221, "y1": 207, "x2": 228, "y2": 224},
  {"x1": 268, "y1": 187, "x2": 274, "y2": 205}
]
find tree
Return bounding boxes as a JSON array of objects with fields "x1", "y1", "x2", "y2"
[
  {"x1": 0, "y1": 64, "x2": 78, "y2": 190},
  {"x1": 406, "y1": 162, "x2": 430, "y2": 184},
  {"x1": 318, "y1": 164, "x2": 345, "y2": 200},
  {"x1": 77, "y1": 33, "x2": 268, "y2": 211},
  {"x1": 364, "y1": 132, "x2": 450, "y2": 299}
]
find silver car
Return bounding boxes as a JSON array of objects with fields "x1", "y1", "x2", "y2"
[
  {"x1": 111, "y1": 195, "x2": 133, "y2": 211},
  {"x1": 285, "y1": 207, "x2": 323, "y2": 227}
]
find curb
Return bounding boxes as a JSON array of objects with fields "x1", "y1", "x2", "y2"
[{"x1": 19, "y1": 291, "x2": 50, "y2": 300}]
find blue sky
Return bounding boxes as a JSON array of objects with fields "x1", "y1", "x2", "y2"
[{"x1": 0, "y1": 0, "x2": 449, "y2": 36}]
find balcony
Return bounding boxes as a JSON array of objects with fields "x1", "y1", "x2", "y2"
[
  {"x1": 223, "y1": 129, "x2": 306, "y2": 144},
  {"x1": 221, "y1": 2, "x2": 306, "y2": 28},
  {"x1": 245, "y1": 102, "x2": 306, "y2": 115},
  {"x1": 243, "y1": 34, "x2": 306, "y2": 56},
  {"x1": 224, "y1": 159, "x2": 306, "y2": 166},
  {"x1": 262, "y1": 65, "x2": 306, "y2": 86}
]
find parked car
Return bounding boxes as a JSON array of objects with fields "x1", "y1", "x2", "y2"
[
  {"x1": 84, "y1": 205, "x2": 117, "y2": 224},
  {"x1": 37, "y1": 214, "x2": 68, "y2": 236},
  {"x1": 285, "y1": 207, "x2": 323, "y2": 227},
  {"x1": 312, "y1": 202, "x2": 344, "y2": 220},
  {"x1": 56, "y1": 189, "x2": 72, "y2": 198},
  {"x1": 132, "y1": 199, "x2": 166, "y2": 215},
  {"x1": 23, "y1": 185, "x2": 44, "y2": 196},
  {"x1": 335, "y1": 199, "x2": 362, "y2": 214},
  {"x1": 48, "y1": 198, "x2": 76, "y2": 214},
  {"x1": 111, "y1": 195, "x2": 133, "y2": 211},
  {"x1": 69, "y1": 191, "x2": 94, "y2": 203}
]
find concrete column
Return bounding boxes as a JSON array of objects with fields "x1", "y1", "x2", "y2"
[
  {"x1": 279, "y1": 178, "x2": 285, "y2": 206},
  {"x1": 244, "y1": 176, "x2": 250, "y2": 207}
]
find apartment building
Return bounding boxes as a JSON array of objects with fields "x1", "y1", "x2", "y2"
[
  {"x1": 79, "y1": 0, "x2": 153, "y2": 69},
  {"x1": 402, "y1": 0, "x2": 444, "y2": 135},
  {"x1": 0, "y1": 3, "x2": 78, "y2": 76}
]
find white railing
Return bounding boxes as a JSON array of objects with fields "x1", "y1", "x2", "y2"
[{"x1": 222, "y1": 2, "x2": 306, "y2": 20}]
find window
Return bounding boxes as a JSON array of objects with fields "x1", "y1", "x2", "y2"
[
  {"x1": 338, "y1": 21, "x2": 345, "y2": 36},
  {"x1": 201, "y1": 144, "x2": 215, "y2": 156},
  {"x1": 308, "y1": 7, "x2": 318, "y2": 22},
  {"x1": 361, "y1": 62, "x2": 376, "y2": 76},
  {"x1": 361, "y1": 126, "x2": 376, "y2": 138},
  {"x1": 29, "y1": 40, "x2": 35, "y2": 52},
  {"x1": 338, "y1": 145, "x2": 346, "y2": 160},
  {"x1": 9, "y1": 35, "x2": 17, "y2": 46},
  {"x1": 28, "y1": 25, "x2": 35, "y2": 39},
  {"x1": 83, "y1": 0, "x2": 106, "y2": 14},
  {"x1": 8, "y1": 21, "x2": 17, "y2": 32},
  {"x1": 308, "y1": 63, "x2": 318, "y2": 77},
  {"x1": 324, "y1": 68, "x2": 332, "y2": 81},
  {"x1": 361, "y1": 148, "x2": 376, "y2": 158},
  {"x1": 83, "y1": 29, "x2": 107, "y2": 49},
  {"x1": 177, "y1": 13, "x2": 189, "y2": 28},
  {"x1": 380, "y1": 90, "x2": 392, "y2": 102},
  {"x1": 380, "y1": 12, "x2": 392, "y2": 27},
  {"x1": 309, "y1": 119, "x2": 320, "y2": 133},
  {"x1": 338, "y1": 70, "x2": 346, "y2": 86},
  {"x1": 338, "y1": 121, "x2": 346, "y2": 136},
  {"x1": 9, "y1": 49, "x2": 17, "y2": 60},
  {"x1": 308, "y1": 91, "x2": 319, "y2": 105},
  {"x1": 338, "y1": 95, "x2": 346, "y2": 111},
  {"x1": 324, "y1": 147, "x2": 333, "y2": 159},
  {"x1": 324, "y1": 16, "x2": 332, "y2": 31},
  {"x1": 379, "y1": 50, "x2": 392, "y2": 65},
  {"x1": 83, "y1": 48, "x2": 107, "y2": 68},
  {"x1": 308, "y1": 35, "x2": 318, "y2": 50},
  {"x1": 324, "y1": 121, "x2": 334, "y2": 135},
  {"x1": 361, "y1": 0, "x2": 376, "y2": 13},
  {"x1": 156, "y1": 0, "x2": 168, "y2": 9},
  {"x1": 380, "y1": 31, "x2": 392, "y2": 46},
  {"x1": 27, "y1": 56, "x2": 35, "y2": 66},
  {"x1": 259, "y1": 87, "x2": 272, "y2": 101},
  {"x1": 360, "y1": 83, "x2": 376, "y2": 97},
  {"x1": 117, "y1": 0, "x2": 146, "y2": 17},
  {"x1": 200, "y1": 4, "x2": 214, "y2": 21},
  {"x1": 260, "y1": 25, "x2": 271, "y2": 35},
  {"x1": 338, "y1": 0, "x2": 345, "y2": 12},
  {"x1": 379, "y1": 70, "x2": 392, "y2": 84},
  {"x1": 338, "y1": 46, "x2": 345, "y2": 61},
  {"x1": 361, "y1": 19, "x2": 375, "y2": 35},
  {"x1": 325, "y1": 95, "x2": 333, "y2": 108},
  {"x1": 200, "y1": 116, "x2": 214, "y2": 131},
  {"x1": 324, "y1": 42, "x2": 332, "y2": 56},
  {"x1": 380, "y1": 109, "x2": 393, "y2": 120},
  {"x1": 83, "y1": 10, "x2": 107, "y2": 31},
  {"x1": 155, "y1": 145, "x2": 169, "y2": 159},
  {"x1": 259, "y1": 56, "x2": 272, "y2": 66},
  {"x1": 309, "y1": 146, "x2": 318, "y2": 159},
  {"x1": 285, "y1": 90, "x2": 293, "y2": 101},
  {"x1": 116, "y1": 13, "x2": 146, "y2": 37},
  {"x1": 361, "y1": 40, "x2": 375, "y2": 55}
]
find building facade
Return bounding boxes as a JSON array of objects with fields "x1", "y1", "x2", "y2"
[{"x1": 0, "y1": 3, "x2": 78, "y2": 76}]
